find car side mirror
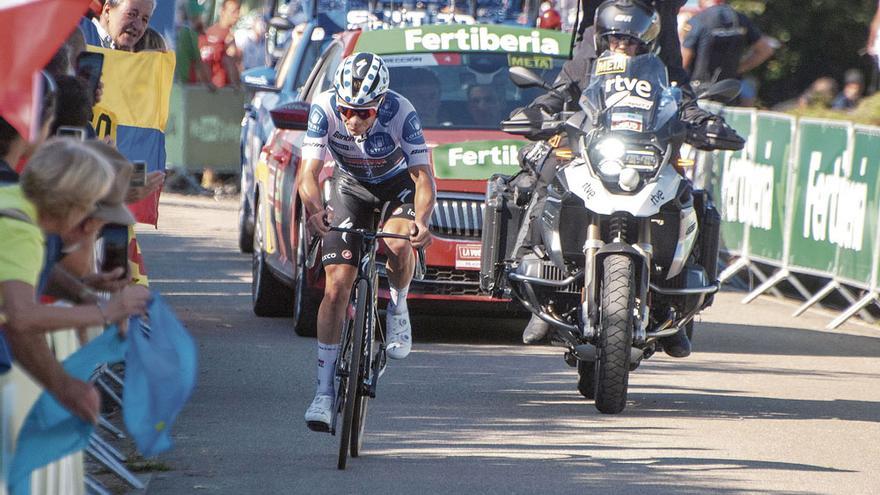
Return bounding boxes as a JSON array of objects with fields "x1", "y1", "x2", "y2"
[
  {"x1": 270, "y1": 101, "x2": 312, "y2": 131},
  {"x1": 242, "y1": 66, "x2": 278, "y2": 92}
]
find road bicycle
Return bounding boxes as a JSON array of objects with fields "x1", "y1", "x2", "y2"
[{"x1": 307, "y1": 211, "x2": 425, "y2": 470}]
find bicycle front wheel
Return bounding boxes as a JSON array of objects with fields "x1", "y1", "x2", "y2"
[{"x1": 337, "y1": 278, "x2": 368, "y2": 470}]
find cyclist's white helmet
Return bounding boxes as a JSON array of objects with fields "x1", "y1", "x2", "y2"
[{"x1": 334, "y1": 52, "x2": 390, "y2": 107}]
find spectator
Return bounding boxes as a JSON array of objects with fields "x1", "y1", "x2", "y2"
[
  {"x1": 1, "y1": 139, "x2": 150, "y2": 422},
  {"x1": 394, "y1": 68, "x2": 442, "y2": 126},
  {"x1": 3, "y1": 73, "x2": 58, "y2": 178},
  {"x1": 175, "y1": 2, "x2": 216, "y2": 90},
  {"x1": 774, "y1": 77, "x2": 839, "y2": 111},
  {"x1": 466, "y1": 85, "x2": 503, "y2": 128},
  {"x1": 681, "y1": 0, "x2": 776, "y2": 90},
  {"x1": 51, "y1": 75, "x2": 94, "y2": 136},
  {"x1": 134, "y1": 26, "x2": 168, "y2": 52},
  {"x1": 867, "y1": 1, "x2": 880, "y2": 72},
  {"x1": 200, "y1": 0, "x2": 242, "y2": 89},
  {"x1": 82, "y1": 0, "x2": 156, "y2": 51},
  {"x1": 239, "y1": 15, "x2": 268, "y2": 71},
  {"x1": 831, "y1": 69, "x2": 865, "y2": 110}
]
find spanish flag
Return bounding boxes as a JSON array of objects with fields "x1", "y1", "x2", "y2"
[{"x1": 87, "y1": 46, "x2": 176, "y2": 227}]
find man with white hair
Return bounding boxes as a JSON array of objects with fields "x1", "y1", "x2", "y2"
[{"x1": 81, "y1": 0, "x2": 156, "y2": 51}]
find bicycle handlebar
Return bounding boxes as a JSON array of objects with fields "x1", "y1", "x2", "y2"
[{"x1": 305, "y1": 226, "x2": 428, "y2": 281}]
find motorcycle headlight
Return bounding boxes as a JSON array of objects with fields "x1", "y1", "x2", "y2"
[{"x1": 596, "y1": 138, "x2": 626, "y2": 160}]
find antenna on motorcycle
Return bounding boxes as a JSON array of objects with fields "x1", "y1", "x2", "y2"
[{"x1": 509, "y1": 67, "x2": 569, "y2": 101}]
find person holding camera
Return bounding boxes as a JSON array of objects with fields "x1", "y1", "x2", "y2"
[{"x1": 0, "y1": 139, "x2": 150, "y2": 423}]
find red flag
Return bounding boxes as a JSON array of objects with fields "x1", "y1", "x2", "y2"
[{"x1": 0, "y1": 0, "x2": 91, "y2": 140}]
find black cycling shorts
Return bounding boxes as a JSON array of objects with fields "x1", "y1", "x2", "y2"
[{"x1": 321, "y1": 170, "x2": 416, "y2": 267}]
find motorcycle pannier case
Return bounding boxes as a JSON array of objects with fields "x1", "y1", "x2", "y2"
[{"x1": 480, "y1": 173, "x2": 530, "y2": 296}]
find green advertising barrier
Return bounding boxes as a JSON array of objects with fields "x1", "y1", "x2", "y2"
[
  {"x1": 712, "y1": 107, "x2": 754, "y2": 256},
  {"x1": 834, "y1": 126, "x2": 880, "y2": 288},
  {"x1": 165, "y1": 84, "x2": 246, "y2": 173},
  {"x1": 787, "y1": 118, "x2": 850, "y2": 275},
  {"x1": 431, "y1": 140, "x2": 523, "y2": 180},
  {"x1": 747, "y1": 113, "x2": 795, "y2": 264}
]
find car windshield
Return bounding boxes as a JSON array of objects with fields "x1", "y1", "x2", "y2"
[{"x1": 385, "y1": 52, "x2": 565, "y2": 130}]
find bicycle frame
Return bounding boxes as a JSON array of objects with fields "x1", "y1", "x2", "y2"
[{"x1": 305, "y1": 209, "x2": 426, "y2": 469}]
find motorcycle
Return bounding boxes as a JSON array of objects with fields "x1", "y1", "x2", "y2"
[{"x1": 480, "y1": 51, "x2": 740, "y2": 414}]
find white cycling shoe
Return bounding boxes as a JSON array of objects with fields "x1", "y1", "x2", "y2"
[
  {"x1": 386, "y1": 308, "x2": 412, "y2": 360},
  {"x1": 305, "y1": 394, "x2": 333, "y2": 432}
]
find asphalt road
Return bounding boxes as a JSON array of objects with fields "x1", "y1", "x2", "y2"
[{"x1": 136, "y1": 194, "x2": 880, "y2": 495}]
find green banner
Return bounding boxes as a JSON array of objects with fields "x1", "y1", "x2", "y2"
[
  {"x1": 354, "y1": 24, "x2": 572, "y2": 57},
  {"x1": 165, "y1": 84, "x2": 246, "y2": 173},
  {"x1": 747, "y1": 113, "x2": 794, "y2": 263},
  {"x1": 713, "y1": 107, "x2": 753, "y2": 255},
  {"x1": 835, "y1": 126, "x2": 880, "y2": 287},
  {"x1": 787, "y1": 119, "x2": 850, "y2": 274},
  {"x1": 431, "y1": 140, "x2": 523, "y2": 180}
]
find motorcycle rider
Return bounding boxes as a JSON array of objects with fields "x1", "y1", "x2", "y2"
[
  {"x1": 517, "y1": 0, "x2": 742, "y2": 356},
  {"x1": 298, "y1": 53, "x2": 436, "y2": 431}
]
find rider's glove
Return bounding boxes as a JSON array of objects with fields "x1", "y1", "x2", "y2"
[
  {"x1": 518, "y1": 141, "x2": 553, "y2": 174},
  {"x1": 686, "y1": 115, "x2": 745, "y2": 151}
]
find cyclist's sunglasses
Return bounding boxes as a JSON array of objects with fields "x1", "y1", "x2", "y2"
[{"x1": 337, "y1": 103, "x2": 380, "y2": 120}]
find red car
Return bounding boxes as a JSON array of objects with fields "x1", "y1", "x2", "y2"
[{"x1": 250, "y1": 23, "x2": 572, "y2": 335}]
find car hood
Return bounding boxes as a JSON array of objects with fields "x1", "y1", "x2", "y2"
[{"x1": 423, "y1": 129, "x2": 526, "y2": 194}]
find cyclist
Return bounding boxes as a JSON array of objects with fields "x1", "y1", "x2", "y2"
[{"x1": 298, "y1": 52, "x2": 436, "y2": 431}]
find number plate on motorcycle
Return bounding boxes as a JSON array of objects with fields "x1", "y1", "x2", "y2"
[
  {"x1": 455, "y1": 244, "x2": 482, "y2": 270},
  {"x1": 610, "y1": 112, "x2": 643, "y2": 132}
]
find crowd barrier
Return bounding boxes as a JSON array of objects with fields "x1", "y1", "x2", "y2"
[
  {"x1": 703, "y1": 106, "x2": 880, "y2": 330},
  {"x1": 165, "y1": 84, "x2": 247, "y2": 174}
]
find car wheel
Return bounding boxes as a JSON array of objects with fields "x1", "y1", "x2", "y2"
[
  {"x1": 238, "y1": 159, "x2": 255, "y2": 253},
  {"x1": 293, "y1": 205, "x2": 319, "y2": 336},
  {"x1": 252, "y1": 196, "x2": 292, "y2": 317}
]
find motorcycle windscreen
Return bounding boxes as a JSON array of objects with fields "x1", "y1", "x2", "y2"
[{"x1": 580, "y1": 51, "x2": 679, "y2": 135}]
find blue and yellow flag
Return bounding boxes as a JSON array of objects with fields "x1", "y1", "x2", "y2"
[{"x1": 88, "y1": 46, "x2": 175, "y2": 226}]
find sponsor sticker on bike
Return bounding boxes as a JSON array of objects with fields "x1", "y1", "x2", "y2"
[
  {"x1": 610, "y1": 112, "x2": 643, "y2": 132},
  {"x1": 595, "y1": 54, "x2": 628, "y2": 75},
  {"x1": 508, "y1": 54, "x2": 553, "y2": 69},
  {"x1": 455, "y1": 244, "x2": 482, "y2": 270}
]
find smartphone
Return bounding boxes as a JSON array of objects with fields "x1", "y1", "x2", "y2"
[
  {"x1": 56, "y1": 126, "x2": 86, "y2": 140},
  {"x1": 75, "y1": 52, "x2": 104, "y2": 99},
  {"x1": 100, "y1": 224, "x2": 129, "y2": 279},
  {"x1": 130, "y1": 160, "x2": 147, "y2": 188}
]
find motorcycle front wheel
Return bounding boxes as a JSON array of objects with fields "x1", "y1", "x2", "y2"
[{"x1": 594, "y1": 254, "x2": 634, "y2": 414}]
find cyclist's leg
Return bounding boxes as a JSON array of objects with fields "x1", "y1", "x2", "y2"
[
  {"x1": 377, "y1": 174, "x2": 417, "y2": 359},
  {"x1": 306, "y1": 174, "x2": 373, "y2": 430}
]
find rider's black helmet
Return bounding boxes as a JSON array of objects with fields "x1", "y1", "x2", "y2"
[{"x1": 594, "y1": 0, "x2": 660, "y2": 55}]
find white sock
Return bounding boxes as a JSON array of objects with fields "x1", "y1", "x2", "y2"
[
  {"x1": 316, "y1": 342, "x2": 339, "y2": 396},
  {"x1": 388, "y1": 284, "x2": 409, "y2": 314}
]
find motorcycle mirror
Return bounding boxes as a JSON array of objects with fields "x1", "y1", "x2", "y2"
[
  {"x1": 509, "y1": 67, "x2": 551, "y2": 90},
  {"x1": 698, "y1": 79, "x2": 742, "y2": 104}
]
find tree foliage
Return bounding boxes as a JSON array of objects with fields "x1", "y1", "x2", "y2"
[{"x1": 730, "y1": 0, "x2": 879, "y2": 105}]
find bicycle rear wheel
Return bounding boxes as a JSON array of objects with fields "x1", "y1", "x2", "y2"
[{"x1": 337, "y1": 279, "x2": 368, "y2": 470}]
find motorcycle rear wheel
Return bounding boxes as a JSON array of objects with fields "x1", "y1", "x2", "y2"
[{"x1": 594, "y1": 254, "x2": 634, "y2": 414}]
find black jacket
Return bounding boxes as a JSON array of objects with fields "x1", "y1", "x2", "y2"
[{"x1": 530, "y1": 0, "x2": 708, "y2": 123}]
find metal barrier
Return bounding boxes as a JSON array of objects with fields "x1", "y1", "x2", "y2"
[{"x1": 706, "y1": 109, "x2": 880, "y2": 330}]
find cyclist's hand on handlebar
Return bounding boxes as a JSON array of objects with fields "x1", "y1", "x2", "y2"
[
  {"x1": 307, "y1": 209, "x2": 332, "y2": 237},
  {"x1": 409, "y1": 221, "x2": 432, "y2": 248}
]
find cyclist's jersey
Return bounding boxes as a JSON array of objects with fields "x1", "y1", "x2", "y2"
[{"x1": 302, "y1": 90, "x2": 429, "y2": 184}]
